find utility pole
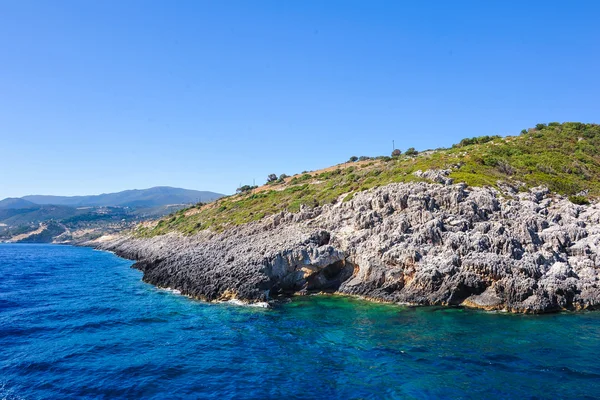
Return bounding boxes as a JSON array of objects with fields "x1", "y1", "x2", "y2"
[{"x1": 392, "y1": 140, "x2": 395, "y2": 151}]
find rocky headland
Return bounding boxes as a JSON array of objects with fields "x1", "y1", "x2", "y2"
[{"x1": 94, "y1": 179, "x2": 600, "y2": 313}]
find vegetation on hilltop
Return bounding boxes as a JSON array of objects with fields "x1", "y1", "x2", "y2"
[{"x1": 137, "y1": 122, "x2": 600, "y2": 237}]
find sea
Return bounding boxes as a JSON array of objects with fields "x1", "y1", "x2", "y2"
[{"x1": 1, "y1": 244, "x2": 599, "y2": 399}]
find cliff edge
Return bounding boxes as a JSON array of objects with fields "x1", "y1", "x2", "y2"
[{"x1": 96, "y1": 181, "x2": 600, "y2": 313}]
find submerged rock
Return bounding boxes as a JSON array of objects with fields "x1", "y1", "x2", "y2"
[{"x1": 94, "y1": 182, "x2": 600, "y2": 313}]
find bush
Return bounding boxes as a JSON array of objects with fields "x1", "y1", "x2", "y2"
[
  {"x1": 564, "y1": 122, "x2": 585, "y2": 131},
  {"x1": 454, "y1": 135, "x2": 501, "y2": 148},
  {"x1": 405, "y1": 147, "x2": 418, "y2": 156},
  {"x1": 391, "y1": 149, "x2": 402, "y2": 157},
  {"x1": 348, "y1": 156, "x2": 358, "y2": 162},
  {"x1": 537, "y1": 164, "x2": 556, "y2": 175},
  {"x1": 274, "y1": 174, "x2": 288, "y2": 184},
  {"x1": 236, "y1": 185, "x2": 257, "y2": 193},
  {"x1": 267, "y1": 174, "x2": 278, "y2": 183},
  {"x1": 290, "y1": 174, "x2": 313, "y2": 184},
  {"x1": 496, "y1": 160, "x2": 515, "y2": 175},
  {"x1": 317, "y1": 170, "x2": 342, "y2": 180},
  {"x1": 535, "y1": 123, "x2": 547, "y2": 130},
  {"x1": 358, "y1": 156, "x2": 371, "y2": 161},
  {"x1": 568, "y1": 195, "x2": 590, "y2": 205},
  {"x1": 479, "y1": 155, "x2": 498, "y2": 166}
]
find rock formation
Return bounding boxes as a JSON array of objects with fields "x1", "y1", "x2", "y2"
[{"x1": 95, "y1": 181, "x2": 600, "y2": 313}]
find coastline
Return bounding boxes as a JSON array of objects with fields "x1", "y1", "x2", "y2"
[
  {"x1": 85, "y1": 181, "x2": 600, "y2": 314},
  {"x1": 3, "y1": 241, "x2": 593, "y2": 314}
]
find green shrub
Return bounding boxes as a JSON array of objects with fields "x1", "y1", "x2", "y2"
[
  {"x1": 496, "y1": 160, "x2": 515, "y2": 175},
  {"x1": 453, "y1": 135, "x2": 501, "y2": 148},
  {"x1": 267, "y1": 174, "x2": 278, "y2": 183},
  {"x1": 236, "y1": 185, "x2": 257, "y2": 193},
  {"x1": 568, "y1": 195, "x2": 590, "y2": 205},
  {"x1": 275, "y1": 173, "x2": 289, "y2": 184},
  {"x1": 290, "y1": 174, "x2": 312, "y2": 184},
  {"x1": 405, "y1": 147, "x2": 418, "y2": 156},
  {"x1": 317, "y1": 170, "x2": 341, "y2": 180}
]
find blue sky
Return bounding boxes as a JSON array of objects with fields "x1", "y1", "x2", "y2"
[{"x1": 1, "y1": 0, "x2": 599, "y2": 198}]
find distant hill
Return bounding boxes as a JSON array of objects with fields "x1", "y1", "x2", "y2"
[
  {"x1": 0, "y1": 205, "x2": 85, "y2": 226},
  {"x1": 0, "y1": 187, "x2": 225, "y2": 243},
  {"x1": 0, "y1": 198, "x2": 37, "y2": 209},
  {"x1": 21, "y1": 187, "x2": 224, "y2": 208}
]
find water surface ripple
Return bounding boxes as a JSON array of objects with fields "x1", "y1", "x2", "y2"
[{"x1": 1, "y1": 244, "x2": 599, "y2": 399}]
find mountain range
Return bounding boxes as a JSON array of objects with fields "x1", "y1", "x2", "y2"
[
  {"x1": 1, "y1": 187, "x2": 224, "y2": 209},
  {"x1": 0, "y1": 187, "x2": 224, "y2": 243}
]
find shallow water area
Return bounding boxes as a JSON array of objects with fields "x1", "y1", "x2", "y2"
[{"x1": 1, "y1": 244, "x2": 599, "y2": 399}]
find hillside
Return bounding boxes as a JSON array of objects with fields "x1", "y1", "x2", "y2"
[
  {"x1": 21, "y1": 186, "x2": 224, "y2": 208},
  {"x1": 0, "y1": 204, "x2": 179, "y2": 244},
  {"x1": 93, "y1": 122, "x2": 600, "y2": 313},
  {"x1": 0, "y1": 198, "x2": 37, "y2": 209},
  {"x1": 138, "y1": 122, "x2": 600, "y2": 237},
  {"x1": 0, "y1": 187, "x2": 225, "y2": 243}
]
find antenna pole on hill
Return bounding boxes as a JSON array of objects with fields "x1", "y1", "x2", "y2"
[{"x1": 392, "y1": 140, "x2": 395, "y2": 151}]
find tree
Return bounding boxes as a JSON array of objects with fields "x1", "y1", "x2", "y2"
[
  {"x1": 236, "y1": 185, "x2": 257, "y2": 193},
  {"x1": 453, "y1": 135, "x2": 501, "y2": 148},
  {"x1": 405, "y1": 147, "x2": 418, "y2": 156},
  {"x1": 348, "y1": 156, "x2": 358, "y2": 162},
  {"x1": 267, "y1": 174, "x2": 278, "y2": 183},
  {"x1": 391, "y1": 149, "x2": 402, "y2": 157},
  {"x1": 276, "y1": 174, "x2": 289, "y2": 183}
]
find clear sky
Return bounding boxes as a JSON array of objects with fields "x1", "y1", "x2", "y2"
[{"x1": 1, "y1": 0, "x2": 599, "y2": 198}]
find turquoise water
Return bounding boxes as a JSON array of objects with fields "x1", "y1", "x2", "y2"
[{"x1": 1, "y1": 244, "x2": 599, "y2": 399}]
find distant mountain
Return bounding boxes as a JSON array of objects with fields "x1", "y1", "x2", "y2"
[
  {"x1": 0, "y1": 205, "x2": 84, "y2": 226},
  {"x1": 21, "y1": 187, "x2": 224, "y2": 208},
  {"x1": 0, "y1": 187, "x2": 225, "y2": 244},
  {"x1": 0, "y1": 198, "x2": 38, "y2": 209}
]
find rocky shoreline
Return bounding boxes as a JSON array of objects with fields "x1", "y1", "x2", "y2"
[{"x1": 93, "y1": 181, "x2": 600, "y2": 313}]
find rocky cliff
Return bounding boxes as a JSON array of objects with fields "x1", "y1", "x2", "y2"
[{"x1": 95, "y1": 181, "x2": 600, "y2": 313}]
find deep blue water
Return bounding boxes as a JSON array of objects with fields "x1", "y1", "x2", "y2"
[{"x1": 1, "y1": 244, "x2": 600, "y2": 399}]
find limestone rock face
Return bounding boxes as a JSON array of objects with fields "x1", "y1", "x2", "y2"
[{"x1": 95, "y1": 182, "x2": 600, "y2": 313}]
